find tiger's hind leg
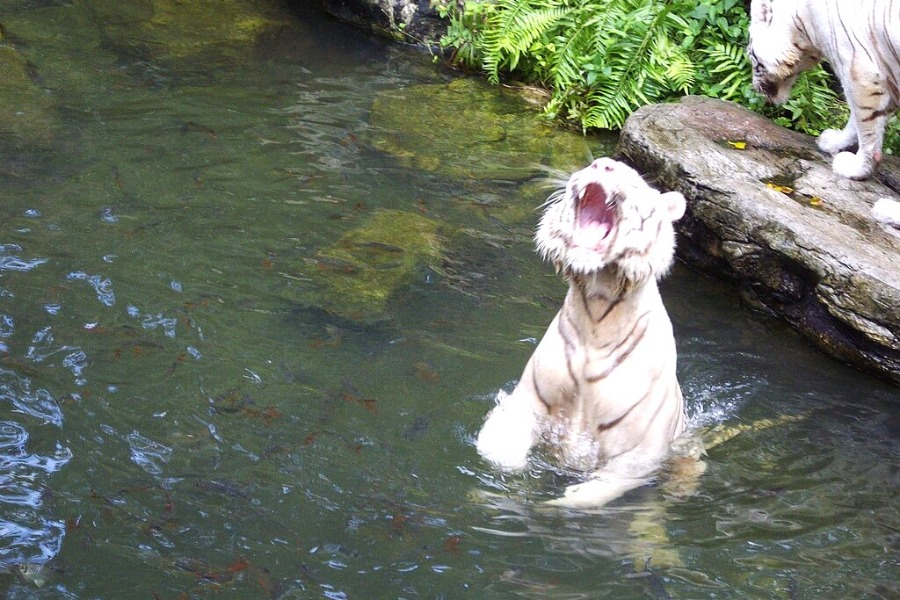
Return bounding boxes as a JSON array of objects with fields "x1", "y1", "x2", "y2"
[{"x1": 661, "y1": 434, "x2": 708, "y2": 499}]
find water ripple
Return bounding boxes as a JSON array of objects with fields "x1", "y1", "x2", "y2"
[
  {"x1": 62, "y1": 350, "x2": 89, "y2": 386},
  {"x1": 0, "y1": 422, "x2": 29, "y2": 450},
  {"x1": 0, "y1": 518, "x2": 66, "y2": 566},
  {"x1": 139, "y1": 313, "x2": 178, "y2": 338},
  {"x1": 0, "y1": 244, "x2": 48, "y2": 273},
  {"x1": 0, "y1": 421, "x2": 71, "y2": 569},
  {"x1": 0, "y1": 314, "x2": 14, "y2": 338},
  {"x1": 66, "y1": 271, "x2": 115, "y2": 307},
  {"x1": 126, "y1": 431, "x2": 173, "y2": 476},
  {"x1": 0, "y1": 370, "x2": 64, "y2": 427}
]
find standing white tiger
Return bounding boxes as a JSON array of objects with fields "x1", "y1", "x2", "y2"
[
  {"x1": 747, "y1": 0, "x2": 900, "y2": 227},
  {"x1": 748, "y1": 0, "x2": 899, "y2": 179},
  {"x1": 475, "y1": 158, "x2": 688, "y2": 508}
]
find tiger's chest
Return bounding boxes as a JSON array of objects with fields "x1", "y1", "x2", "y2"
[{"x1": 541, "y1": 283, "x2": 684, "y2": 469}]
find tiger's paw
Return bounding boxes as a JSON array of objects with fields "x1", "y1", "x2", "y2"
[
  {"x1": 546, "y1": 475, "x2": 646, "y2": 509},
  {"x1": 873, "y1": 198, "x2": 900, "y2": 228},
  {"x1": 475, "y1": 393, "x2": 536, "y2": 471},
  {"x1": 475, "y1": 426, "x2": 531, "y2": 471},
  {"x1": 832, "y1": 151, "x2": 875, "y2": 180},
  {"x1": 817, "y1": 128, "x2": 857, "y2": 154}
]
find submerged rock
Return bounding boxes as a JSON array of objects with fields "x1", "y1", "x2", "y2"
[
  {"x1": 92, "y1": 0, "x2": 292, "y2": 63},
  {"x1": 619, "y1": 96, "x2": 900, "y2": 385},
  {"x1": 309, "y1": 210, "x2": 445, "y2": 322},
  {"x1": 0, "y1": 44, "x2": 57, "y2": 148},
  {"x1": 1, "y1": 3, "x2": 108, "y2": 94},
  {"x1": 368, "y1": 78, "x2": 592, "y2": 181}
]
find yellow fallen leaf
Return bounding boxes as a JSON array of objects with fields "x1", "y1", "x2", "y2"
[
  {"x1": 766, "y1": 182, "x2": 794, "y2": 194},
  {"x1": 809, "y1": 197, "x2": 823, "y2": 206},
  {"x1": 727, "y1": 140, "x2": 747, "y2": 150}
]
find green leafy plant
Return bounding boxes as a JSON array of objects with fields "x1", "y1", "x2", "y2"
[{"x1": 435, "y1": 0, "x2": 898, "y2": 152}]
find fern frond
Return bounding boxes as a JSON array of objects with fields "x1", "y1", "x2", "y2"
[
  {"x1": 481, "y1": 1, "x2": 567, "y2": 83},
  {"x1": 437, "y1": 0, "x2": 859, "y2": 139}
]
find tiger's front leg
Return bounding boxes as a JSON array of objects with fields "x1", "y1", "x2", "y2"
[
  {"x1": 829, "y1": 69, "x2": 893, "y2": 179},
  {"x1": 475, "y1": 386, "x2": 540, "y2": 471},
  {"x1": 831, "y1": 118, "x2": 884, "y2": 180},
  {"x1": 476, "y1": 311, "x2": 569, "y2": 471},
  {"x1": 817, "y1": 113, "x2": 858, "y2": 155},
  {"x1": 818, "y1": 109, "x2": 880, "y2": 179}
]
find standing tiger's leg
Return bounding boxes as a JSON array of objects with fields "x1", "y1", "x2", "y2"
[
  {"x1": 831, "y1": 123, "x2": 887, "y2": 179},
  {"x1": 832, "y1": 108, "x2": 888, "y2": 179},
  {"x1": 831, "y1": 66, "x2": 893, "y2": 179}
]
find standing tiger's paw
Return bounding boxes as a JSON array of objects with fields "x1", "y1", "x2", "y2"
[
  {"x1": 817, "y1": 128, "x2": 857, "y2": 154},
  {"x1": 873, "y1": 198, "x2": 900, "y2": 228},
  {"x1": 832, "y1": 151, "x2": 875, "y2": 180}
]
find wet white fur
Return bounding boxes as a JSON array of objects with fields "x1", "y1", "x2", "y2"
[{"x1": 476, "y1": 158, "x2": 688, "y2": 508}]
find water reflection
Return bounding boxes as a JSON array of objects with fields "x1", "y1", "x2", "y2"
[
  {"x1": 0, "y1": 369, "x2": 64, "y2": 428},
  {"x1": 126, "y1": 431, "x2": 173, "y2": 477},
  {"x1": 2, "y1": 239, "x2": 46, "y2": 268},
  {"x1": 1, "y1": 207, "x2": 73, "y2": 590},
  {"x1": 0, "y1": 422, "x2": 69, "y2": 573}
]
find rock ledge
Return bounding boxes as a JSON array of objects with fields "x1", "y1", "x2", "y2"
[{"x1": 619, "y1": 96, "x2": 900, "y2": 385}]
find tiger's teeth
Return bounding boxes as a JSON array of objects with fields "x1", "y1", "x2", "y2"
[{"x1": 578, "y1": 188, "x2": 585, "y2": 200}]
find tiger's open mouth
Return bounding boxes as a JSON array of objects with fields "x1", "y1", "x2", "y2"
[{"x1": 572, "y1": 182, "x2": 616, "y2": 250}]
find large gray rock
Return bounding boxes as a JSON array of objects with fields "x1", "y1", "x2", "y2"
[{"x1": 619, "y1": 96, "x2": 900, "y2": 385}]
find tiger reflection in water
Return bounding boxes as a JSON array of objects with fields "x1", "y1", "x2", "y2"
[{"x1": 476, "y1": 157, "x2": 694, "y2": 509}]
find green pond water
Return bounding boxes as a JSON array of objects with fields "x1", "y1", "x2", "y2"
[{"x1": 0, "y1": 2, "x2": 897, "y2": 598}]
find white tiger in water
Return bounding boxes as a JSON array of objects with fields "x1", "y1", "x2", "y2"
[
  {"x1": 476, "y1": 157, "x2": 688, "y2": 508},
  {"x1": 747, "y1": 0, "x2": 900, "y2": 228}
]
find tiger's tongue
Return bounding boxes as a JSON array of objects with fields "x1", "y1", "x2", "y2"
[
  {"x1": 574, "y1": 184, "x2": 613, "y2": 248},
  {"x1": 573, "y1": 222, "x2": 610, "y2": 248}
]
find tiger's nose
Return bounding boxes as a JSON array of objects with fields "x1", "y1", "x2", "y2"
[{"x1": 590, "y1": 158, "x2": 615, "y2": 172}]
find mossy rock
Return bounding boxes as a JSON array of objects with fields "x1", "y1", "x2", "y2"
[
  {"x1": 93, "y1": 0, "x2": 291, "y2": 62},
  {"x1": 0, "y1": 44, "x2": 57, "y2": 148},
  {"x1": 1, "y1": 3, "x2": 118, "y2": 95},
  {"x1": 310, "y1": 210, "x2": 445, "y2": 322},
  {"x1": 368, "y1": 78, "x2": 592, "y2": 181}
]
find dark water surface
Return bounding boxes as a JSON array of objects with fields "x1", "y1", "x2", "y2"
[{"x1": 0, "y1": 2, "x2": 897, "y2": 598}]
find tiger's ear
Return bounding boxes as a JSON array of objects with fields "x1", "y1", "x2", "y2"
[
  {"x1": 750, "y1": 0, "x2": 773, "y2": 25},
  {"x1": 661, "y1": 191, "x2": 686, "y2": 222}
]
